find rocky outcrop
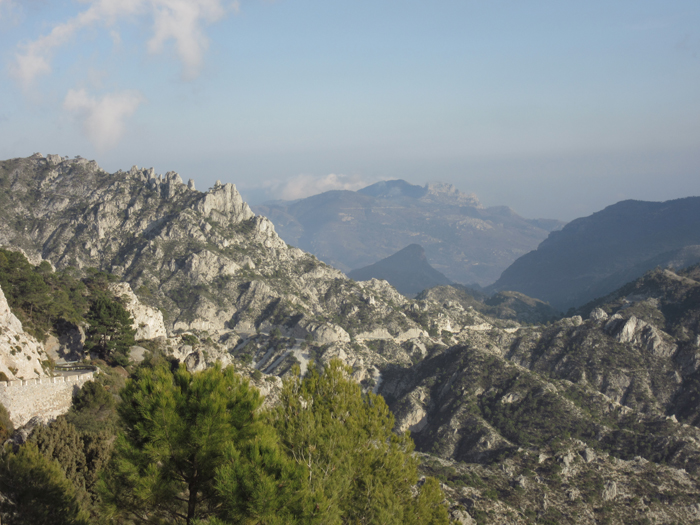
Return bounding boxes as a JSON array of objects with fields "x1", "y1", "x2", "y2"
[
  {"x1": 0, "y1": 285, "x2": 47, "y2": 380},
  {"x1": 604, "y1": 314, "x2": 676, "y2": 358},
  {"x1": 109, "y1": 282, "x2": 167, "y2": 340}
]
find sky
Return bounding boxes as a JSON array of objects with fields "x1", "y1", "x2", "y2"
[{"x1": 1, "y1": 0, "x2": 699, "y2": 221}]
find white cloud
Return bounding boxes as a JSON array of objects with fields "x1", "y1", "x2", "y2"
[
  {"x1": 148, "y1": 0, "x2": 226, "y2": 79},
  {"x1": 63, "y1": 88, "x2": 143, "y2": 151},
  {"x1": 10, "y1": 0, "x2": 230, "y2": 86},
  {"x1": 267, "y1": 173, "x2": 372, "y2": 201}
]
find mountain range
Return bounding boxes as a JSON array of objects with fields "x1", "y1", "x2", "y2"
[
  {"x1": 2, "y1": 154, "x2": 700, "y2": 524},
  {"x1": 253, "y1": 179, "x2": 564, "y2": 286}
]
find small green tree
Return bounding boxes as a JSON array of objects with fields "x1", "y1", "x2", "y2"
[
  {"x1": 101, "y1": 363, "x2": 272, "y2": 525},
  {"x1": 0, "y1": 403, "x2": 13, "y2": 442},
  {"x1": 84, "y1": 295, "x2": 135, "y2": 363}
]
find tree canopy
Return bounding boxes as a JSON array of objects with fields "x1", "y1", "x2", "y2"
[
  {"x1": 99, "y1": 361, "x2": 449, "y2": 524},
  {"x1": 83, "y1": 294, "x2": 136, "y2": 363}
]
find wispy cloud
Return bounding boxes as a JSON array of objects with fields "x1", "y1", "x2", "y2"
[
  {"x1": 265, "y1": 173, "x2": 373, "y2": 201},
  {"x1": 10, "y1": 0, "x2": 231, "y2": 87},
  {"x1": 63, "y1": 88, "x2": 143, "y2": 151}
]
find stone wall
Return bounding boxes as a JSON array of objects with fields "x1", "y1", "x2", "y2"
[{"x1": 0, "y1": 372, "x2": 94, "y2": 427}]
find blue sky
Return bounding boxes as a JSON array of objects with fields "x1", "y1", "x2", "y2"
[{"x1": 1, "y1": 0, "x2": 699, "y2": 220}]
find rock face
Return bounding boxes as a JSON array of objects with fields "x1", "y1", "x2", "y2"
[
  {"x1": 348, "y1": 244, "x2": 453, "y2": 297},
  {"x1": 109, "y1": 282, "x2": 167, "y2": 340},
  {"x1": 0, "y1": 154, "x2": 458, "y2": 382},
  {"x1": 253, "y1": 179, "x2": 563, "y2": 286},
  {"x1": 0, "y1": 285, "x2": 47, "y2": 381},
  {"x1": 488, "y1": 197, "x2": 700, "y2": 310},
  {"x1": 417, "y1": 285, "x2": 559, "y2": 325}
]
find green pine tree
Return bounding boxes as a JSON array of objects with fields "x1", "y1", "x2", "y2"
[
  {"x1": 84, "y1": 295, "x2": 136, "y2": 363},
  {"x1": 101, "y1": 363, "x2": 272, "y2": 525}
]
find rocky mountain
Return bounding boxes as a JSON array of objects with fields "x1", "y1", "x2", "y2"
[
  {"x1": 253, "y1": 179, "x2": 564, "y2": 286},
  {"x1": 488, "y1": 197, "x2": 700, "y2": 311},
  {"x1": 3, "y1": 154, "x2": 700, "y2": 524},
  {"x1": 379, "y1": 265, "x2": 700, "y2": 523},
  {"x1": 0, "y1": 154, "x2": 456, "y2": 383},
  {"x1": 347, "y1": 244, "x2": 453, "y2": 297}
]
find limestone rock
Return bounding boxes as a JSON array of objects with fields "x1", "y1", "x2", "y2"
[
  {"x1": 312, "y1": 324, "x2": 351, "y2": 344},
  {"x1": 109, "y1": 282, "x2": 167, "y2": 340},
  {"x1": 184, "y1": 350, "x2": 208, "y2": 373},
  {"x1": 589, "y1": 307, "x2": 608, "y2": 321},
  {"x1": 195, "y1": 182, "x2": 254, "y2": 225},
  {"x1": 0, "y1": 285, "x2": 46, "y2": 380},
  {"x1": 605, "y1": 314, "x2": 676, "y2": 357},
  {"x1": 602, "y1": 480, "x2": 617, "y2": 501}
]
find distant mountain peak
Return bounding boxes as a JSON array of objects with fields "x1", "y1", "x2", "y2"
[
  {"x1": 348, "y1": 243, "x2": 453, "y2": 297},
  {"x1": 357, "y1": 180, "x2": 427, "y2": 199},
  {"x1": 357, "y1": 179, "x2": 481, "y2": 207}
]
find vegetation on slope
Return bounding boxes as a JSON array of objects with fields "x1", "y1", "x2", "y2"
[{"x1": 0, "y1": 359, "x2": 449, "y2": 524}]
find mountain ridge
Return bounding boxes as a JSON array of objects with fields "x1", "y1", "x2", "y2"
[
  {"x1": 489, "y1": 196, "x2": 700, "y2": 310},
  {"x1": 2, "y1": 154, "x2": 700, "y2": 524},
  {"x1": 253, "y1": 179, "x2": 564, "y2": 286}
]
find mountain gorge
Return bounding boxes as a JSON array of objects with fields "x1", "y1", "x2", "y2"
[{"x1": 1, "y1": 154, "x2": 700, "y2": 524}]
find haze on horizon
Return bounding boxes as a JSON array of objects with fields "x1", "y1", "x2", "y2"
[{"x1": 1, "y1": 0, "x2": 698, "y2": 222}]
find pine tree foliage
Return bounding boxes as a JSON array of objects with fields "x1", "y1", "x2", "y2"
[
  {"x1": 102, "y1": 363, "x2": 269, "y2": 525},
  {"x1": 32, "y1": 417, "x2": 113, "y2": 514},
  {"x1": 214, "y1": 425, "x2": 306, "y2": 524},
  {"x1": 275, "y1": 359, "x2": 449, "y2": 524},
  {"x1": 0, "y1": 442, "x2": 91, "y2": 525},
  {"x1": 0, "y1": 248, "x2": 87, "y2": 341},
  {"x1": 84, "y1": 294, "x2": 136, "y2": 363}
]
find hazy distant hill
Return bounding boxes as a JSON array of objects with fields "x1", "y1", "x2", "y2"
[
  {"x1": 253, "y1": 180, "x2": 563, "y2": 286},
  {"x1": 488, "y1": 197, "x2": 700, "y2": 310},
  {"x1": 347, "y1": 244, "x2": 453, "y2": 297}
]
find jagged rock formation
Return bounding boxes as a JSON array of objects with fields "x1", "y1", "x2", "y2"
[
  {"x1": 489, "y1": 197, "x2": 700, "y2": 310},
  {"x1": 0, "y1": 285, "x2": 47, "y2": 381},
  {"x1": 0, "y1": 154, "x2": 453, "y2": 381},
  {"x1": 253, "y1": 179, "x2": 563, "y2": 286},
  {"x1": 347, "y1": 244, "x2": 453, "y2": 297}
]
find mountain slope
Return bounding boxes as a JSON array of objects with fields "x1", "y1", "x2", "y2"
[
  {"x1": 489, "y1": 197, "x2": 700, "y2": 310},
  {"x1": 347, "y1": 244, "x2": 453, "y2": 297},
  {"x1": 253, "y1": 180, "x2": 563, "y2": 286},
  {"x1": 380, "y1": 265, "x2": 700, "y2": 523}
]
